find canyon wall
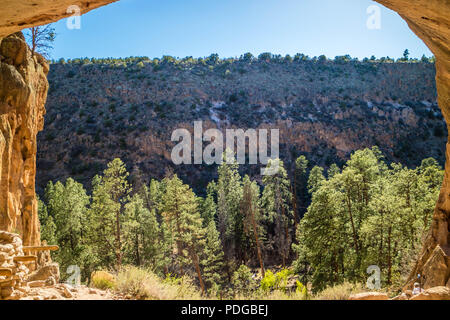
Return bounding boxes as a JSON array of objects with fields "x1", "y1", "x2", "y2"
[
  {"x1": 0, "y1": 33, "x2": 48, "y2": 246},
  {"x1": 0, "y1": 0, "x2": 448, "y2": 285}
]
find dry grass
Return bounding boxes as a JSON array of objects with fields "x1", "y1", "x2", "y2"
[
  {"x1": 91, "y1": 267, "x2": 371, "y2": 301},
  {"x1": 313, "y1": 282, "x2": 365, "y2": 300},
  {"x1": 90, "y1": 270, "x2": 116, "y2": 290},
  {"x1": 115, "y1": 266, "x2": 203, "y2": 300}
]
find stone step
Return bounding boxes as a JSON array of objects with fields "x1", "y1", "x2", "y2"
[
  {"x1": 0, "y1": 279, "x2": 14, "y2": 287},
  {"x1": 22, "y1": 245, "x2": 59, "y2": 252},
  {"x1": 0, "y1": 268, "x2": 12, "y2": 277},
  {"x1": 13, "y1": 255, "x2": 37, "y2": 263}
]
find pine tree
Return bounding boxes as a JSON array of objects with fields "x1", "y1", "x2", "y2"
[
  {"x1": 161, "y1": 174, "x2": 206, "y2": 294},
  {"x1": 307, "y1": 166, "x2": 325, "y2": 194},
  {"x1": 43, "y1": 178, "x2": 92, "y2": 280},
  {"x1": 241, "y1": 175, "x2": 265, "y2": 277},
  {"x1": 198, "y1": 193, "x2": 216, "y2": 228},
  {"x1": 140, "y1": 179, "x2": 163, "y2": 215},
  {"x1": 37, "y1": 197, "x2": 56, "y2": 246},
  {"x1": 158, "y1": 217, "x2": 174, "y2": 275},
  {"x1": 123, "y1": 194, "x2": 160, "y2": 267},
  {"x1": 216, "y1": 150, "x2": 243, "y2": 266},
  {"x1": 262, "y1": 159, "x2": 293, "y2": 266},
  {"x1": 292, "y1": 155, "x2": 309, "y2": 225},
  {"x1": 202, "y1": 220, "x2": 226, "y2": 294},
  {"x1": 293, "y1": 147, "x2": 442, "y2": 290},
  {"x1": 88, "y1": 158, "x2": 130, "y2": 271}
]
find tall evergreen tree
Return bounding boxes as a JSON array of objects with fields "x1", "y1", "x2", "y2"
[
  {"x1": 123, "y1": 194, "x2": 160, "y2": 267},
  {"x1": 307, "y1": 166, "x2": 325, "y2": 194},
  {"x1": 37, "y1": 197, "x2": 56, "y2": 247},
  {"x1": 88, "y1": 158, "x2": 131, "y2": 271},
  {"x1": 262, "y1": 159, "x2": 293, "y2": 266},
  {"x1": 216, "y1": 150, "x2": 243, "y2": 266},
  {"x1": 202, "y1": 220, "x2": 226, "y2": 294},
  {"x1": 161, "y1": 174, "x2": 206, "y2": 294},
  {"x1": 241, "y1": 175, "x2": 265, "y2": 276},
  {"x1": 292, "y1": 156, "x2": 309, "y2": 224},
  {"x1": 43, "y1": 178, "x2": 93, "y2": 280}
]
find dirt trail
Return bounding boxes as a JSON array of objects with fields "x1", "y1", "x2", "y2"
[{"x1": 18, "y1": 284, "x2": 124, "y2": 300}]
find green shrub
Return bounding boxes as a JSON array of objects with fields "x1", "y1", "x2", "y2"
[
  {"x1": 260, "y1": 270, "x2": 276, "y2": 292},
  {"x1": 296, "y1": 280, "x2": 308, "y2": 299},
  {"x1": 232, "y1": 265, "x2": 255, "y2": 295},
  {"x1": 260, "y1": 269, "x2": 292, "y2": 293},
  {"x1": 90, "y1": 270, "x2": 116, "y2": 290}
]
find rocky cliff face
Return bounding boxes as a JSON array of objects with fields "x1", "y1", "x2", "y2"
[
  {"x1": 0, "y1": 33, "x2": 48, "y2": 246},
  {"x1": 38, "y1": 59, "x2": 444, "y2": 194}
]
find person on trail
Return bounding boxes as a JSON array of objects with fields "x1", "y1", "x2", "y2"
[{"x1": 412, "y1": 282, "x2": 423, "y2": 295}]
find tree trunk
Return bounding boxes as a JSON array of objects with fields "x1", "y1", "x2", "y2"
[
  {"x1": 387, "y1": 226, "x2": 392, "y2": 285},
  {"x1": 135, "y1": 233, "x2": 141, "y2": 266},
  {"x1": 291, "y1": 183, "x2": 298, "y2": 230},
  {"x1": 346, "y1": 193, "x2": 359, "y2": 254},
  {"x1": 115, "y1": 209, "x2": 122, "y2": 270},
  {"x1": 191, "y1": 248, "x2": 205, "y2": 295},
  {"x1": 249, "y1": 203, "x2": 265, "y2": 277}
]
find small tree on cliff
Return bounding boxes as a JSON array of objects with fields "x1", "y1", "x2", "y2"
[{"x1": 26, "y1": 24, "x2": 56, "y2": 58}]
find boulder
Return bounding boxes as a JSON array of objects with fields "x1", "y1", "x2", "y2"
[
  {"x1": 59, "y1": 284, "x2": 73, "y2": 299},
  {"x1": 410, "y1": 286, "x2": 450, "y2": 300},
  {"x1": 27, "y1": 262, "x2": 59, "y2": 282},
  {"x1": 28, "y1": 280, "x2": 46, "y2": 288},
  {"x1": 422, "y1": 245, "x2": 449, "y2": 288}
]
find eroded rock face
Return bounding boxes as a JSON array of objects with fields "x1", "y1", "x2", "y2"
[{"x1": 0, "y1": 33, "x2": 48, "y2": 246}]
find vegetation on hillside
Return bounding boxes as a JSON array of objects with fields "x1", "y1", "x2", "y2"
[{"x1": 38, "y1": 51, "x2": 444, "y2": 196}]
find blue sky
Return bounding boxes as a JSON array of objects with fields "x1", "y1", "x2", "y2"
[{"x1": 50, "y1": 0, "x2": 433, "y2": 60}]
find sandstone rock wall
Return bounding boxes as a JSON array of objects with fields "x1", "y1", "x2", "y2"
[
  {"x1": 0, "y1": 230, "x2": 61, "y2": 300},
  {"x1": 0, "y1": 230, "x2": 33, "y2": 299},
  {"x1": 0, "y1": 33, "x2": 48, "y2": 246}
]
